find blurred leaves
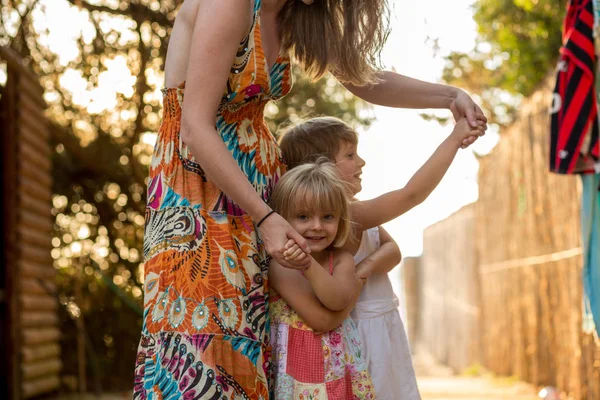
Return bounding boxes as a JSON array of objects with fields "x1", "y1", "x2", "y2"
[{"x1": 437, "y1": 0, "x2": 567, "y2": 127}]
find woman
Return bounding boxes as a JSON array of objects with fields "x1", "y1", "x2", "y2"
[{"x1": 133, "y1": 1, "x2": 486, "y2": 399}]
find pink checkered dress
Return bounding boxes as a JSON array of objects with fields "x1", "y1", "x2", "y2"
[{"x1": 269, "y1": 252, "x2": 376, "y2": 399}]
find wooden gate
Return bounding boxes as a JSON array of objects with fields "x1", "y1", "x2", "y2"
[{"x1": 1, "y1": 46, "x2": 61, "y2": 399}]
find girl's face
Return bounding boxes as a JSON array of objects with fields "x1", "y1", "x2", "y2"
[
  {"x1": 333, "y1": 141, "x2": 365, "y2": 196},
  {"x1": 288, "y1": 209, "x2": 340, "y2": 253}
]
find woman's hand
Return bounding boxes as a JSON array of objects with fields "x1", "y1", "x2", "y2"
[
  {"x1": 450, "y1": 89, "x2": 487, "y2": 149},
  {"x1": 259, "y1": 212, "x2": 311, "y2": 270}
]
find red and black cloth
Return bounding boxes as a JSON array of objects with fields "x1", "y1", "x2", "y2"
[{"x1": 550, "y1": 0, "x2": 599, "y2": 174}]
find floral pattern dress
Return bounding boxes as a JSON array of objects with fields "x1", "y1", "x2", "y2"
[
  {"x1": 133, "y1": 1, "x2": 292, "y2": 399},
  {"x1": 270, "y1": 253, "x2": 376, "y2": 399}
]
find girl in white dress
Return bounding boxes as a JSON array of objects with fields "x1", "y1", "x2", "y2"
[
  {"x1": 279, "y1": 115, "x2": 484, "y2": 399},
  {"x1": 351, "y1": 226, "x2": 420, "y2": 399}
]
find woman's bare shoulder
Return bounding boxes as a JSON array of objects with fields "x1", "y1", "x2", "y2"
[
  {"x1": 175, "y1": 0, "x2": 201, "y2": 24},
  {"x1": 177, "y1": 0, "x2": 253, "y2": 23},
  {"x1": 164, "y1": 0, "x2": 253, "y2": 87}
]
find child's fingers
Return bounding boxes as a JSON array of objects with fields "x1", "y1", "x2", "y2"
[
  {"x1": 286, "y1": 247, "x2": 305, "y2": 261},
  {"x1": 462, "y1": 136, "x2": 476, "y2": 145},
  {"x1": 288, "y1": 230, "x2": 310, "y2": 254},
  {"x1": 285, "y1": 243, "x2": 300, "y2": 254},
  {"x1": 464, "y1": 131, "x2": 483, "y2": 145},
  {"x1": 283, "y1": 244, "x2": 300, "y2": 257},
  {"x1": 284, "y1": 239, "x2": 296, "y2": 250},
  {"x1": 469, "y1": 126, "x2": 485, "y2": 136},
  {"x1": 355, "y1": 264, "x2": 371, "y2": 280},
  {"x1": 461, "y1": 136, "x2": 478, "y2": 149}
]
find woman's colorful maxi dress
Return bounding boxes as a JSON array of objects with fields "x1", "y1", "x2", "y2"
[{"x1": 133, "y1": 2, "x2": 291, "y2": 399}]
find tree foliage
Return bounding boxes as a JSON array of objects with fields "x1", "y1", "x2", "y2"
[
  {"x1": 1, "y1": 0, "x2": 371, "y2": 390},
  {"x1": 440, "y1": 0, "x2": 567, "y2": 126}
]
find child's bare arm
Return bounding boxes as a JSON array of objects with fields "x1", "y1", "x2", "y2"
[
  {"x1": 283, "y1": 243, "x2": 356, "y2": 311},
  {"x1": 303, "y1": 251, "x2": 356, "y2": 311},
  {"x1": 269, "y1": 259, "x2": 364, "y2": 332},
  {"x1": 356, "y1": 227, "x2": 402, "y2": 279},
  {"x1": 352, "y1": 118, "x2": 483, "y2": 230}
]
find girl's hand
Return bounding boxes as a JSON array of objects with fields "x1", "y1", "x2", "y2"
[
  {"x1": 355, "y1": 261, "x2": 372, "y2": 281},
  {"x1": 283, "y1": 240, "x2": 308, "y2": 262},
  {"x1": 258, "y1": 212, "x2": 311, "y2": 270},
  {"x1": 459, "y1": 119, "x2": 487, "y2": 149},
  {"x1": 451, "y1": 118, "x2": 485, "y2": 149},
  {"x1": 450, "y1": 89, "x2": 487, "y2": 148}
]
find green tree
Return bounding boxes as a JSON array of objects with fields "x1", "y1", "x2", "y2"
[
  {"x1": 1, "y1": 0, "x2": 371, "y2": 391},
  {"x1": 439, "y1": 0, "x2": 567, "y2": 126}
]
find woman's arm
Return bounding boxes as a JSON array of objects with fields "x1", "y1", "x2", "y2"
[
  {"x1": 303, "y1": 251, "x2": 357, "y2": 311},
  {"x1": 351, "y1": 118, "x2": 482, "y2": 230},
  {"x1": 343, "y1": 71, "x2": 487, "y2": 126},
  {"x1": 355, "y1": 227, "x2": 401, "y2": 279},
  {"x1": 269, "y1": 260, "x2": 364, "y2": 332},
  {"x1": 178, "y1": 1, "x2": 310, "y2": 268},
  {"x1": 343, "y1": 71, "x2": 486, "y2": 148}
]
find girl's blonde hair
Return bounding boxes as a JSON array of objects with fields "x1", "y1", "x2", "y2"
[
  {"x1": 278, "y1": 0, "x2": 391, "y2": 86},
  {"x1": 270, "y1": 159, "x2": 351, "y2": 248},
  {"x1": 278, "y1": 116, "x2": 358, "y2": 170}
]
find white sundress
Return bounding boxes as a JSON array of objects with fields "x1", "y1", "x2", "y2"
[{"x1": 350, "y1": 227, "x2": 421, "y2": 400}]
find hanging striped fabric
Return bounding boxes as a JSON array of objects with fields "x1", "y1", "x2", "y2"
[{"x1": 550, "y1": 0, "x2": 599, "y2": 174}]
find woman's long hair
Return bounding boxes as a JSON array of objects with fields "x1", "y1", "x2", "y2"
[{"x1": 278, "y1": 0, "x2": 391, "y2": 86}]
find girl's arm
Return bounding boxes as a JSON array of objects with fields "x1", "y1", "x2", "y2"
[
  {"x1": 302, "y1": 251, "x2": 356, "y2": 311},
  {"x1": 351, "y1": 118, "x2": 483, "y2": 231},
  {"x1": 178, "y1": 1, "x2": 310, "y2": 268},
  {"x1": 269, "y1": 260, "x2": 364, "y2": 332},
  {"x1": 355, "y1": 227, "x2": 401, "y2": 279}
]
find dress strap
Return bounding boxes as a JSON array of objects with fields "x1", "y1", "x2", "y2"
[
  {"x1": 254, "y1": 0, "x2": 261, "y2": 13},
  {"x1": 328, "y1": 251, "x2": 334, "y2": 275}
]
